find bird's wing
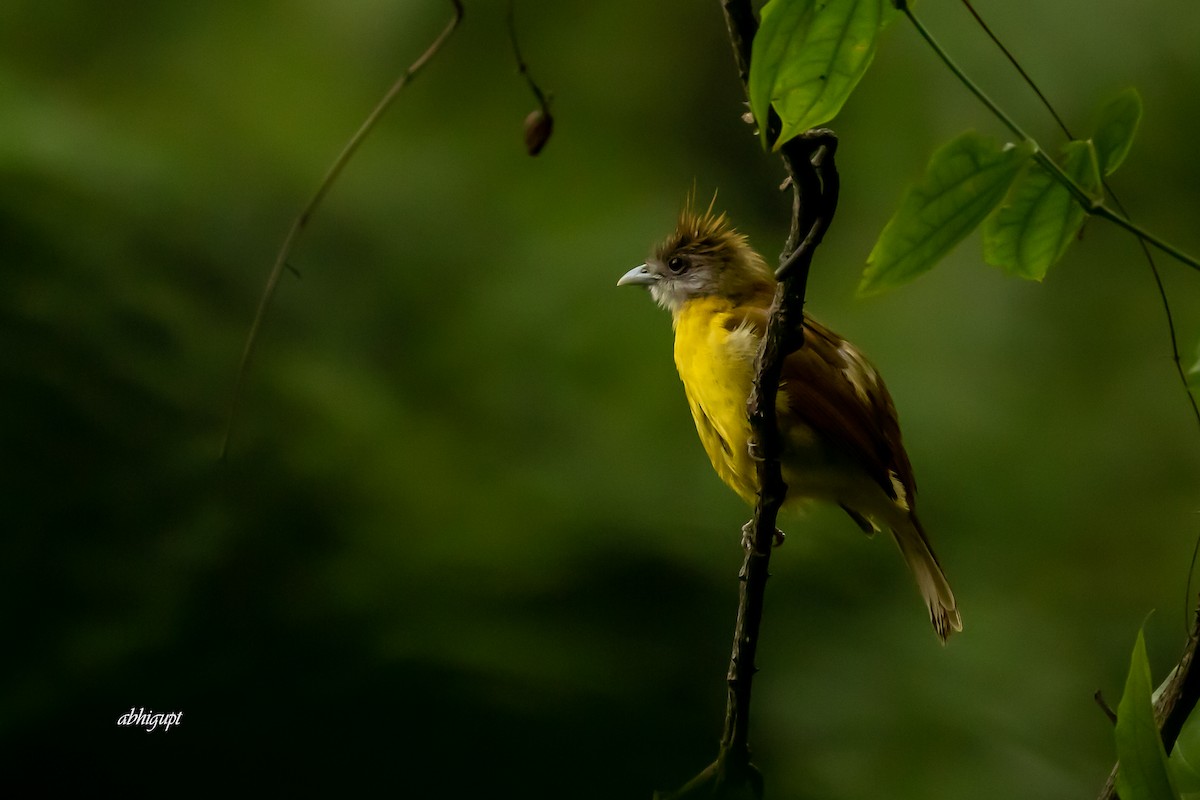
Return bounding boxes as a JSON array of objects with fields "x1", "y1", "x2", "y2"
[
  {"x1": 787, "y1": 315, "x2": 916, "y2": 503},
  {"x1": 722, "y1": 305, "x2": 916, "y2": 504}
]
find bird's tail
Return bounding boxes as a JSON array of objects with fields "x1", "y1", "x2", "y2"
[{"x1": 891, "y1": 516, "x2": 962, "y2": 643}]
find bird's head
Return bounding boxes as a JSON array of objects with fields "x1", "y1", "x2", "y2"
[{"x1": 618, "y1": 202, "x2": 774, "y2": 316}]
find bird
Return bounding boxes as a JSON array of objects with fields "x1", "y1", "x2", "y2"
[{"x1": 617, "y1": 200, "x2": 962, "y2": 642}]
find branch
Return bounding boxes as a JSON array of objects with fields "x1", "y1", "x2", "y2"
[
  {"x1": 717, "y1": 127, "x2": 838, "y2": 798},
  {"x1": 657, "y1": 6, "x2": 840, "y2": 798},
  {"x1": 220, "y1": 1, "x2": 464, "y2": 459},
  {"x1": 1096, "y1": 597, "x2": 1200, "y2": 799},
  {"x1": 1160, "y1": 607, "x2": 1200, "y2": 758},
  {"x1": 719, "y1": 0, "x2": 757, "y2": 87}
]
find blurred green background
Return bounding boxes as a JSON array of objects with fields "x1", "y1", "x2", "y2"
[{"x1": 3, "y1": 0, "x2": 1199, "y2": 795}]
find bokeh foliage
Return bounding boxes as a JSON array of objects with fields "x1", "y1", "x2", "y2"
[{"x1": 2, "y1": 0, "x2": 1199, "y2": 796}]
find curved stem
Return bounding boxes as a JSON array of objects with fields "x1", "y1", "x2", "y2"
[
  {"x1": 897, "y1": 1, "x2": 1025, "y2": 141},
  {"x1": 507, "y1": 0, "x2": 550, "y2": 112},
  {"x1": 957, "y1": 0, "x2": 1074, "y2": 140},
  {"x1": 221, "y1": 1, "x2": 465, "y2": 459}
]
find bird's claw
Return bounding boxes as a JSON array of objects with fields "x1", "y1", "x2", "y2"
[
  {"x1": 741, "y1": 521, "x2": 786, "y2": 550},
  {"x1": 747, "y1": 437, "x2": 764, "y2": 462}
]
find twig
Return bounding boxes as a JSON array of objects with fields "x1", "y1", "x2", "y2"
[
  {"x1": 957, "y1": 0, "x2": 1072, "y2": 138},
  {"x1": 719, "y1": 0, "x2": 757, "y2": 87},
  {"x1": 1094, "y1": 690, "x2": 1118, "y2": 727},
  {"x1": 220, "y1": 1, "x2": 464, "y2": 459}
]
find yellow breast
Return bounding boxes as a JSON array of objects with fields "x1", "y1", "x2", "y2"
[{"x1": 672, "y1": 296, "x2": 761, "y2": 504}]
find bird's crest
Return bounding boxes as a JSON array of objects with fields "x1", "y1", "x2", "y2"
[{"x1": 656, "y1": 189, "x2": 750, "y2": 262}]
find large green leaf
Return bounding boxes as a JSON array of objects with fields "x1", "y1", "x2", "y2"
[
  {"x1": 1116, "y1": 629, "x2": 1182, "y2": 800},
  {"x1": 749, "y1": 0, "x2": 893, "y2": 150},
  {"x1": 982, "y1": 140, "x2": 1101, "y2": 280},
  {"x1": 1093, "y1": 88, "x2": 1143, "y2": 176},
  {"x1": 858, "y1": 132, "x2": 1033, "y2": 296}
]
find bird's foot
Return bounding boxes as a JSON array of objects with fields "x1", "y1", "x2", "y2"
[
  {"x1": 741, "y1": 521, "x2": 786, "y2": 550},
  {"x1": 747, "y1": 437, "x2": 764, "y2": 462}
]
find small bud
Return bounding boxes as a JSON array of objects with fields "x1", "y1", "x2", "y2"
[{"x1": 523, "y1": 107, "x2": 553, "y2": 156}]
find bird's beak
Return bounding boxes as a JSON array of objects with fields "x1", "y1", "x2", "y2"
[{"x1": 617, "y1": 263, "x2": 657, "y2": 287}]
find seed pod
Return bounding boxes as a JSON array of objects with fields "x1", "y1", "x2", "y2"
[{"x1": 523, "y1": 107, "x2": 553, "y2": 156}]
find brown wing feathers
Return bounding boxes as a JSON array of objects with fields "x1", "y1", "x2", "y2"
[{"x1": 784, "y1": 316, "x2": 917, "y2": 506}]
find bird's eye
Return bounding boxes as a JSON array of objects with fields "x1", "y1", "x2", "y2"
[{"x1": 667, "y1": 255, "x2": 687, "y2": 274}]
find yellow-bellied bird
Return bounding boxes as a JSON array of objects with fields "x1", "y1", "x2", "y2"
[{"x1": 618, "y1": 203, "x2": 961, "y2": 642}]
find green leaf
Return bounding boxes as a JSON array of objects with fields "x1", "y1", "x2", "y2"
[
  {"x1": 982, "y1": 140, "x2": 1101, "y2": 280},
  {"x1": 1092, "y1": 88, "x2": 1143, "y2": 176},
  {"x1": 749, "y1": 0, "x2": 893, "y2": 150},
  {"x1": 748, "y1": 0, "x2": 814, "y2": 144},
  {"x1": 1116, "y1": 628, "x2": 1182, "y2": 800},
  {"x1": 858, "y1": 132, "x2": 1033, "y2": 296}
]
